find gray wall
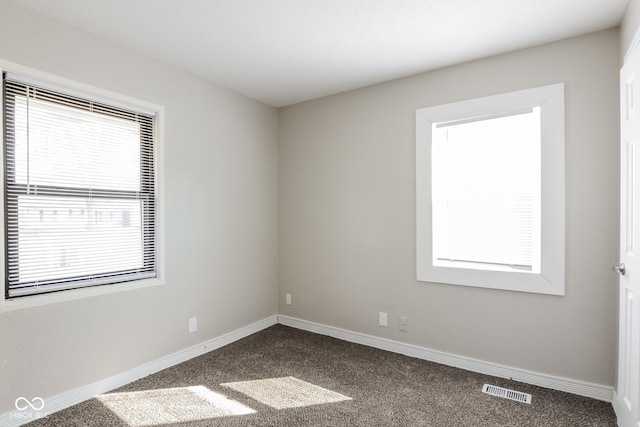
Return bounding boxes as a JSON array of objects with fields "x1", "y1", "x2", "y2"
[
  {"x1": 621, "y1": 0, "x2": 640, "y2": 60},
  {"x1": 279, "y1": 29, "x2": 620, "y2": 387},
  {"x1": 0, "y1": 0, "x2": 278, "y2": 412}
]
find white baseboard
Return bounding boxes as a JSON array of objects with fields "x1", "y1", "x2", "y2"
[
  {"x1": 0, "y1": 315, "x2": 277, "y2": 427},
  {"x1": 277, "y1": 315, "x2": 614, "y2": 403},
  {"x1": 0, "y1": 312, "x2": 613, "y2": 427}
]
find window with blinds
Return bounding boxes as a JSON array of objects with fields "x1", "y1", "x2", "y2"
[{"x1": 3, "y1": 72, "x2": 157, "y2": 298}]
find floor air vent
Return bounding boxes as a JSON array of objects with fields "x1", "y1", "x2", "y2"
[{"x1": 482, "y1": 384, "x2": 532, "y2": 404}]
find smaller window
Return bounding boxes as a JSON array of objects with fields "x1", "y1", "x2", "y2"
[{"x1": 416, "y1": 83, "x2": 565, "y2": 295}]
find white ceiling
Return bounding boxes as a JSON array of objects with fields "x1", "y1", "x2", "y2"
[{"x1": 9, "y1": 0, "x2": 629, "y2": 107}]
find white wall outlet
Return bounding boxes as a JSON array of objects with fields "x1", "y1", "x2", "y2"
[
  {"x1": 188, "y1": 317, "x2": 197, "y2": 333},
  {"x1": 399, "y1": 316, "x2": 409, "y2": 332},
  {"x1": 379, "y1": 312, "x2": 388, "y2": 327},
  {"x1": 286, "y1": 293, "x2": 292, "y2": 305}
]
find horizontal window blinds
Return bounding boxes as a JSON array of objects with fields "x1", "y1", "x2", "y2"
[{"x1": 3, "y1": 73, "x2": 157, "y2": 298}]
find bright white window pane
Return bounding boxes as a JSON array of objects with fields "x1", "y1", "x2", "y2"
[
  {"x1": 431, "y1": 108, "x2": 541, "y2": 273},
  {"x1": 14, "y1": 196, "x2": 143, "y2": 283},
  {"x1": 13, "y1": 96, "x2": 141, "y2": 191}
]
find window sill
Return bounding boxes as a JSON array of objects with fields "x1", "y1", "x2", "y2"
[
  {"x1": 0, "y1": 277, "x2": 164, "y2": 312},
  {"x1": 418, "y1": 265, "x2": 564, "y2": 296}
]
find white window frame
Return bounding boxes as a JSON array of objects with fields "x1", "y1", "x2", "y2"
[
  {"x1": 0, "y1": 60, "x2": 165, "y2": 312},
  {"x1": 416, "y1": 83, "x2": 565, "y2": 295}
]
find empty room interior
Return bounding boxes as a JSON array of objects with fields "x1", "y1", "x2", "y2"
[{"x1": 1, "y1": 0, "x2": 640, "y2": 425}]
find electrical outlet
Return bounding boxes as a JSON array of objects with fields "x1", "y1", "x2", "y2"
[
  {"x1": 189, "y1": 317, "x2": 197, "y2": 333},
  {"x1": 286, "y1": 293, "x2": 292, "y2": 305},
  {"x1": 379, "y1": 312, "x2": 388, "y2": 327},
  {"x1": 399, "y1": 316, "x2": 408, "y2": 332}
]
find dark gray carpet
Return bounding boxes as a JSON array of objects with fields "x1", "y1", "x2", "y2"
[{"x1": 27, "y1": 324, "x2": 616, "y2": 426}]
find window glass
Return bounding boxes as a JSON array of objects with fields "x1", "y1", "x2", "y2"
[{"x1": 431, "y1": 108, "x2": 541, "y2": 273}]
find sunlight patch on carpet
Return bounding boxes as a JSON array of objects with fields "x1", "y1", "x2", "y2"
[
  {"x1": 97, "y1": 385, "x2": 255, "y2": 426},
  {"x1": 221, "y1": 376, "x2": 352, "y2": 410}
]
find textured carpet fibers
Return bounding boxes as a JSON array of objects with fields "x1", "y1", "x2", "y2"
[{"x1": 27, "y1": 325, "x2": 616, "y2": 426}]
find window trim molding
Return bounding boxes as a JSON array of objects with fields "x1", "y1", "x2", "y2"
[
  {"x1": 416, "y1": 83, "x2": 565, "y2": 296},
  {"x1": 0, "y1": 59, "x2": 165, "y2": 312}
]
